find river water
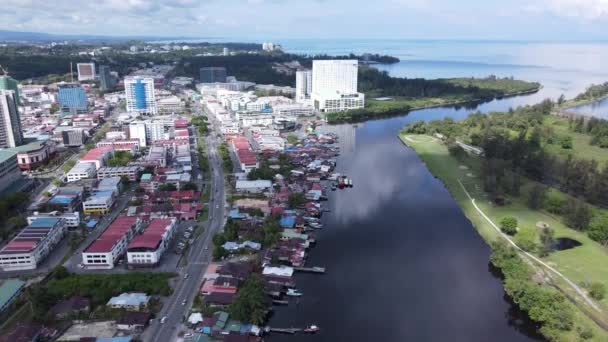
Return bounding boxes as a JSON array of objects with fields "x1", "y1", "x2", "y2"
[{"x1": 265, "y1": 40, "x2": 608, "y2": 341}]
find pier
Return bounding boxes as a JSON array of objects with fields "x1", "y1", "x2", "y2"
[{"x1": 294, "y1": 266, "x2": 326, "y2": 273}]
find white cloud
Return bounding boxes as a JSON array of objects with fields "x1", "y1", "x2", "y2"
[{"x1": 544, "y1": 0, "x2": 608, "y2": 19}]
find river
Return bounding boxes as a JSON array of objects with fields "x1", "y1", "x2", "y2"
[{"x1": 264, "y1": 40, "x2": 608, "y2": 341}]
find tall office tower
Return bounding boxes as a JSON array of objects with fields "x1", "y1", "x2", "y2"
[
  {"x1": 0, "y1": 76, "x2": 20, "y2": 106},
  {"x1": 200, "y1": 67, "x2": 227, "y2": 83},
  {"x1": 57, "y1": 83, "x2": 88, "y2": 115},
  {"x1": 98, "y1": 65, "x2": 115, "y2": 91},
  {"x1": 295, "y1": 70, "x2": 312, "y2": 104},
  {"x1": 124, "y1": 77, "x2": 157, "y2": 114},
  {"x1": 0, "y1": 90, "x2": 24, "y2": 148},
  {"x1": 311, "y1": 60, "x2": 365, "y2": 112},
  {"x1": 223, "y1": 48, "x2": 229, "y2": 56},
  {"x1": 77, "y1": 63, "x2": 96, "y2": 81}
]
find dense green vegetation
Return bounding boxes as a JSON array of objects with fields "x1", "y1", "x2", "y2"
[
  {"x1": 107, "y1": 150, "x2": 133, "y2": 167},
  {"x1": 218, "y1": 142, "x2": 233, "y2": 173},
  {"x1": 27, "y1": 269, "x2": 175, "y2": 319},
  {"x1": 562, "y1": 82, "x2": 608, "y2": 108},
  {"x1": 0, "y1": 192, "x2": 30, "y2": 240},
  {"x1": 490, "y1": 241, "x2": 578, "y2": 340},
  {"x1": 247, "y1": 153, "x2": 294, "y2": 180},
  {"x1": 228, "y1": 275, "x2": 268, "y2": 325},
  {"x1": 326, "y1": 69, "x2": 540, "y2": 123},
  {"x1": 400, "y1": 133, "x2": 608, "y2": 340}
]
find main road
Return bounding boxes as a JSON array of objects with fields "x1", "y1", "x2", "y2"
[{"x1": 146, "y1": 111, "x2": 227, "y2": 342}]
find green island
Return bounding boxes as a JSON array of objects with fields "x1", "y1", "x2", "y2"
[
  {"x1": 325, "y1": 69, "x2": 541, "y2": 123},
  {"x1": 399, "y1": 94, "x2": 608, "y2": 341},
  {"x1": 558, "y1": 82, "x2": 608, "y2": 109}
]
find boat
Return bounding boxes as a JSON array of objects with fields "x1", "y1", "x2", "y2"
[
  {"x1": 286, "y1": 288, "x2": 303, "y2": 297},
  {"x1": 338, "y1": 178, "x2": 345, "y2": 189},
  {"x1": 304, "y1": 325, "x2": 320, "y2": 333},
  {"x1": 347, "y1": 178, "x2": 353, "y2": 187}
]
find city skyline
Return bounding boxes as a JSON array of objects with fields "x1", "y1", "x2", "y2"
[{"x1": 1, "y1": 0, "x2": 608, "y2": 41}]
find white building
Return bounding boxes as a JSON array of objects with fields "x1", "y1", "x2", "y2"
[
  {"x1": 126, "y1": 218, "x2": 177, "y2": 267},
  {"x1": 82, "y1": 216, "x2": 142, "y2": 269},
  {"x1": 237, "y1": 113, "x2": 274, "y2": 128},
  {"x1": 273, "y1": 103, "x2": 315, "y2": 117},
  {"x1": 66, "y1": 162, "x2": 96, "y2": 182},
  {"x1": 124, "y1": 77, "x2": 156, "y2": 114},
  {"x1": 28, "y1": 211, "x2": 80, "y2": 229},
  {"x1": 311, "y1": 60, "x2": 365, "y2": 112},
  {"x1": 77, "y1": 63, "x2": 96, "y2": 81},
  {"x1": 0, "y1": 218, "x2": 67, "y2": 271},
  {"x1": 295, "y1": 70, "x2": 312, "y2": 104},
  {"x1": 235, "y1": 180, "x2": 273, "y2": 193},
  {"x1": 128, "y1": 121, "x2": 147, "y2": 147},
  {"x1": 83, "y1": 192, "x2": 115, "y2": 215}
]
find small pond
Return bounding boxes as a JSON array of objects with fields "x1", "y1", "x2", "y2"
[{"x1": 551, "y1": 238, "x2": 582, "y2": 251}]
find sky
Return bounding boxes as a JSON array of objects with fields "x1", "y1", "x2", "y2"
[{"x1": 2, "y1": 0, "x2": 608, "y2": 40}]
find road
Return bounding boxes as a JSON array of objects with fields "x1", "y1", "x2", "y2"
[{"x1": 145, "y1": 111, "x2": 227, "y2": 342}]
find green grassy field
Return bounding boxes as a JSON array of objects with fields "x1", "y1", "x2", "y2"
[
  {"x1": 543, "y1": 116, "x2": 608, "y2": 167},
  {"x1": 400, "y1": 133, "x2": 608, "y2": 341}
]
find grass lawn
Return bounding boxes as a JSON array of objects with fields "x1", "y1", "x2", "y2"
[
  {"x1": 543, "y1": 116, "x2": 608, "y2": 167},
  {"x1": 400, "y1": 133, "x2": 608, "y2": 340}
]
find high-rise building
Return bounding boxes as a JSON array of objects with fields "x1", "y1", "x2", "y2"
[
  {"x1": 200, "y1": 67, "x2": 227, "y2": 83},
  {"x1": 98, "y1": 65, "x2": 115, "y2": 91},
  {"x1": 223, "y1": 48, "x2": 229, "y2": 56},
  {"x1": 77, "y1": 63, "x2": 96, "y2": 81},
  {"x1": 0, "y1": 90, "x2": 23, "y2": 148},
  {"x1": 295, "y1": 70, "x2": 312, "y2": 104},
  {"x1": 311, "y1": 60, "x2": 365, "y2": 112},
  {"x1": 0, "y1": 76, "x2": 20, "y2": 106},
  {"x1": 57, "y1": 83, "x2": 88, "y2": 114},
  {"x1": 124, "y1": 77, "x2": 156, "y2": 114}
]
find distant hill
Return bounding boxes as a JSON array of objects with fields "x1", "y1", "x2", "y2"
[{"x1": 0, "y1": 29, "x2": 202, "y2": 43}]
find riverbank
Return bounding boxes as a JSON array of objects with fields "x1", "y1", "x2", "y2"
[
  {"x1": 399, "y1": 133, "x2": 608, "y2": 341},
  {"x1": 326, "y1": 85, "x2": 541, "y2": 124}
]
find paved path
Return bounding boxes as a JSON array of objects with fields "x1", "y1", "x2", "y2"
[{"x1": 456, "y1": 179, "x2": 602, "y2": 312}]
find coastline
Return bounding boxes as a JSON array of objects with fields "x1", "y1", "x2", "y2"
[
  {"x1": 397, "y1": 133, "x2": 608, "y2": 341},
  {"x1": 560, "y1": 94, "x2": 608, "y2": 112}
]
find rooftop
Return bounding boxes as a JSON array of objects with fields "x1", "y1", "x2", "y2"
[
  {"x1": 0, "y1": 150, "x2": 17, "y2": 164},
  {"x1": 0, "y1": 279, "x2": 25, "y2": 310},
  {"x1": 107, "y1": 292, "x2": 149, "y2": 307},
  {"x1": 84, "y1": 216, "x2": 138, "y2": 253}
]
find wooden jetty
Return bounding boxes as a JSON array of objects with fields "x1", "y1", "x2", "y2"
[{"x1": 294, "y1": 266, "x2": 326, "y2": 274}]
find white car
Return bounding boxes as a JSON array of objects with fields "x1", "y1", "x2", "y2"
[{"x1": 160, "y1": 316, "x2": 167, "y2": 324}]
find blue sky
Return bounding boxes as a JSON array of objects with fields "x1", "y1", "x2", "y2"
[{"x1": 2, "y1": 0, "x2": 608, "y2": 40}]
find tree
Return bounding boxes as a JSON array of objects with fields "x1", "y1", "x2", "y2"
[
  {"x1": 159, "y1": 183, "x2": 177, "y2": 191},
  {"x1": 563, "y1": 199, "x2": 592, "y2": 231},
  {"x1": 499, "y1": 216, "x2": 518, "y2": 235},
  {"x1": 561, "y1": 136, "x2": 573, "y2": 149},
  {"x1": 288, "y1": 192, "x2": 306, "y2": 209},
  {"x1": 589, "y1": 282, "x2": 606, "y2": 301},
  {"x1": 229, "y1": 275, "x2": 268, "y2": 325},
  {"x1": 557, "y1": 94, "x2": 566, "y2": 105},
  {"x1": 286, "y1": 134, "x2": 298, "y2": 145},
  {"x1": 63, "y1": 159, "x2": 76, "y2": 173},
  {"x1": 213, "y1": 246, "x2": 227, "y2": 260},
  {"x1": 515, "y1": 228, "x2": 537, "y2": 252},
  {"x1": 588, "y1": 213, "x2": 608, "y2": 245},
  {"x1": 526, "y1": 184, "x2": 546, "y2": 209},
  {"x1": 182, "y1": 182, "x2": 198, "y2": 191},
  {"x1": 52, "y1": 178, "x2": 63, "y2": 186}
]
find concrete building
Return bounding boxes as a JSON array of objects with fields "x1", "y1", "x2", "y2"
[
  {"x1": 0, "y1": 76, "x2": 20, "y2": 105},
  {"x1": 0, "y1": 279, "x2": 25, "y2": 314},
  {"x1": 66, "y1": 162, "x2": 96, "y2": 182},
  {"x1": 235, "y1": 180, "x2": 272, "y2": 193},
  {"x1": 98, "y1": 65, "x2": 115, "y2": 91},
  {"x1": 82, "y1": 190, "x2": 115, "y2": 214},
  {"x1": 107, "y1": 293, "x2": 150, "y2": 311},
  {"x1": 200, "y1": 67, "x2": 227, "y2": 83},
  {"x1": 0, "y1": 90, "x2": 23, "y2": 148},
  {"x1": 0, "y1": 218, "x2": 67, "y2": 271},
  {"x1": 128, "y1": 121, "x2": 147, "y2": 147},
  {"x1": 77, "y1": 63, "x2": 95, "y2": 81},
  {"x1": 28, "y1": 211, "x2": 80, "y2": 229},
  {"x1": 124, "y1": 77, "x2": 156, "y2": 114},
  {"x1": 82, "y1": 216, "x2": 142, "y2": 269},
  {"x1": 79, "y1": 146, "x2": 114, "y2": 170},
  {"x1": 97, "y1": 166, "x2": 140, "y2": 181},
  {"x1": 311, "y1": 60, "x2": 364, "y2": 112},
  {"x1": 0, "y1": 150, "x2": 21, "y2": 194},
  {"x1": 295, "y1": 70, "x2": 312, "y2": 104},
  {"x1": 126, "y1": 218, "x2": 177, "y2": 267},
  {"x1": 58, "y1": 83, "x2": 88, "y2": 114},
  {"x1": 10, "y1": 140, "x2": 56, "y2": 170},
  {"x1": 61, "y1": 128, "x2": 86, "y2": 147}
]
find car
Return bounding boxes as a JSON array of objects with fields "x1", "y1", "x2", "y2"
[
  {"x1": 204, "y1": 246, "x2": 209, "y2": 250},
  {"x1": 181, "y1": 300, "x2": 187, "y2": 306},
  {"x1": 216, "y1": 205, "x2": 219, "y2": 209},
  {"x1": 160, "y1": 316, "x2": 167, "y2": 324},
  {"x1": 184, "y1": 333, "x2": 194, "y2": 338},
  {"x1": 184, "y1": 273, "x2": 189, "y2": 279}
]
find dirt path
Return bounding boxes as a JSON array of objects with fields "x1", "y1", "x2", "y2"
[{"x1": 456, "y1": 179, "x2": 603, "y2": 313}]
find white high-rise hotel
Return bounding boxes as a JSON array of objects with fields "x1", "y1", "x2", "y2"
[
  {"x1": 295, "y1": 70, "x2": 312, "y2": 105},
  {"x1": 311, "y1": 60, "x2": 364, "y2": 112},
  {"x1": 124, "y1": 76, "x2": 157, "y2": 114}
]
